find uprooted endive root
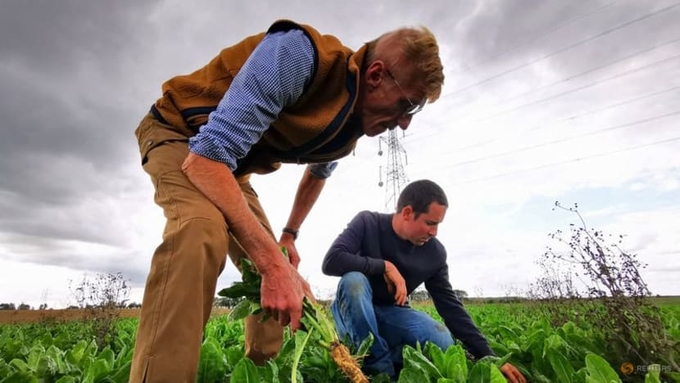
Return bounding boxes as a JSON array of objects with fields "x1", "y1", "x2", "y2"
[{"x1": 330, "y1": 341, "x2": 369, "y2": 383}]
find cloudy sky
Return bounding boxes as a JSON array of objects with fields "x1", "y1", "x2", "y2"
[{"x1": 1, "y1": 0, "x2": 678, "y2": 308}]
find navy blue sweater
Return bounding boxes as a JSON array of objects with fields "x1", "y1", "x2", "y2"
[{"x1": 322, "y1": 211, "x2": 495, "y2": 359}]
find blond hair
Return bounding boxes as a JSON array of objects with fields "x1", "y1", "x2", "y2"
[{"x1": 366, "y1": 27, "x2": 445, "y2": 102}]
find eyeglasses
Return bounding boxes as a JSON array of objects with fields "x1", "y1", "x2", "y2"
[{"x1": 385, "y1": 69, "x2": 426, "y2": 116}]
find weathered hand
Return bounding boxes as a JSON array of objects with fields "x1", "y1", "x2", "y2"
[
  {"x1": 260, "y1": 260, "x2": 315, "y2": 332},
  {"x1": 383, "y1": 261, "x2": 407, "y2": 305},
  {"x1": 500, "y1": 363, "x2": 526, "y2": 383},
  {"x1": 278, "y1": 236, "x2": 300, "y2": 269}
]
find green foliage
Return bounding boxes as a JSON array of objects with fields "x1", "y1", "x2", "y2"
[
  {"x1": 217, "y1": 251, "x2": 356, "y2": 381},
  {"x1": 197, "y1": 338, "x2": 227, "y2": 383},
  {"x1": 231, "y1": 357, "x2": 259, "y2": 382},
  {"x1": 218, "y1": 258, "x2": 261, "y2": 303},
  {"x1": 584, "y1": 353, "x2": 621, "y2": 383},
  {"x1": 2, "y1": 303, "x2": 680, "y2": 382}
]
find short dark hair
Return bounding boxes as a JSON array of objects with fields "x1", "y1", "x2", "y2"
[{"x1": 396, "y1": 179, "x2": 448, "y2": 217}]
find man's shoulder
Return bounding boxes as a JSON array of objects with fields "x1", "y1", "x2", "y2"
[
  {"x1": 267, "y1": 20, "x2": 348, "y2": 46},
  {"x1": 354, "y1": 210, "x2": 388, "y2": 223},
  {"x1": 345, "y1": 211, "x2": 390, "y2": 233},
  {"x1": 267, "y1": 19, "x2": 305, "y2": 34}
]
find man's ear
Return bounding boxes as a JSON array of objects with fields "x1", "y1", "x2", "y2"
[
  {"x1": 401, "y1": 205, "x2": 414, "y2": 221},
  {"x1": 365, "y1": 60, "x2": 385, "y2": 89}
]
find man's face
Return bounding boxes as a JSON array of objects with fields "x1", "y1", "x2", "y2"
[
  {"x1": 401, "y1": 202, "x2": 447, "y2": 246},
  {"x1": 358, "y1": 63, "x2": 425, "y2": 137}
]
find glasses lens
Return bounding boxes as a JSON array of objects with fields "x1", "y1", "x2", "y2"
[
  {"x1": 387, "y1": 69, "x2": 426, "y2": 116},
  {"x1": 406, "y1": 99, "x2": 426, "y2": 115}
]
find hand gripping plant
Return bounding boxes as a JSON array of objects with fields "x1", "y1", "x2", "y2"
[{"x1": 218, "y1": 249, "x2": 369, "y2": 383}]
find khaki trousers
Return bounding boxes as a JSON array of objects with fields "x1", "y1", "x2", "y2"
[{"x1": 130, "y1": 114, "x2": 283, "y2": 383}]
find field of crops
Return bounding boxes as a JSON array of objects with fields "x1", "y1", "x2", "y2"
[{"x1": 1, "y1": 301, "x2": 679, "y2": 382}]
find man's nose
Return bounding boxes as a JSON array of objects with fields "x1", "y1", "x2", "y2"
[{"x1": 397, "y1": 114, "x2": 413, "y2": 130}]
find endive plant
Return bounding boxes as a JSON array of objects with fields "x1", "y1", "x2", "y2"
[{"x1": 218, "y1": 250, "x2": 369, "y2": 383}]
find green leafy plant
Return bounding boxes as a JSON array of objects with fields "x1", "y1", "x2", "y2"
[
  {"x1": 2, "y1": 302, "x2": 679, "y2": 382},
  {"x1": 218, "y1": 250, "x2": 369, "y2": 383}
]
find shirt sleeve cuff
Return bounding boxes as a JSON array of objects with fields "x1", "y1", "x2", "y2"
[
  {"x1": 189, "y1": 134, "x2": 238, "y2": 170},
  {"x1": 307, "y1": 162, "x2": 338, "y2": 179},
  {"x1": 367, "y1": 258, "x2": 386, "y2": 275}
]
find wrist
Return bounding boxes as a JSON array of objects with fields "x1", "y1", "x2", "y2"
[
  {"x1": 382, "y1": 260, "x2": 392, "y2": 273},
  {"x1": 257, "y1": 247, "x2": 288, "y2": 276},
  {"x1": 282, "y1": 227, "x2": 299, "y2": 240}
]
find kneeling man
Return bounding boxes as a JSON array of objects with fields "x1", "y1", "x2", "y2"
[{"x1": 322, "y1": 179, "x2": 525, "y2": 383}]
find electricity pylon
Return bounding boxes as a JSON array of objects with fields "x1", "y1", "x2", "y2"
[{"x1": 378, "y1": 129, "x2": 409, "y2": 212}]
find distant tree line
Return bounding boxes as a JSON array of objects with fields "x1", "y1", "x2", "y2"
[{"x1": 0, "y1": 303, "x2": 48, "y2": 310}]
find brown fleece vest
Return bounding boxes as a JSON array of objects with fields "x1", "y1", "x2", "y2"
[{"x1": 151, "y1": 20, "x2": 366, "y2": 176}]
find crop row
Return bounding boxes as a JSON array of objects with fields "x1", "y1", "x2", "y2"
[{"x1": 0, "y1": 303, "x2": 678, "y2": 382}]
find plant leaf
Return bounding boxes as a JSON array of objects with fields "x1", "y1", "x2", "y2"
[
  {"x1": 398, "y1": 367, "x2": 430, "y2": 383},
  {"x1": 547, "y1": 348, "x2": 575, "y2": 383},
  {"x1": 644, "y1": 365, "x2": 661, "y2": 383},
  {"x1": 402, "y1": 345, "x2": 443, "y2": 380},
  {"x1": 228, "y1": 299, "x2": 254, "y2": 322},
  {"x1": 584, "y1": 354, "x2": 621, "y2": 383},
  {"x1": 489, "y1": 364, "x2": 508, "y2": 383},
  {"x1": 231, "y1": 357, "x2": 260, "y2": 382}
]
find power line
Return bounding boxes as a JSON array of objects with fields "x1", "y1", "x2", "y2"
[
  {"x1": 450, "y1": 136, "x2": 680, "y2": 186},
  {"x1": 441, "y1": 2, "x2": 680, "y2": 100},
  {"x1": 454, "y1": 85, "x2": 680, "y2": 152},
  {"x1": 452, "y1": 54, "x2": 680, "y2": 128},
  {"x1": 454, "y1": 1, "x2": 619, "y2": 73},
  {"x1": 408, "y1": 50, "x2": 680, "y2": 148},
  {"x1": 404, "y1": 84, "x2": 680, "y2": 148},
  {"x1": 447, "y1": 37, "x2": 680, "y2": 122},
  {"x1": 432, "y1": 110, "x2": 680, "y2": 171}
]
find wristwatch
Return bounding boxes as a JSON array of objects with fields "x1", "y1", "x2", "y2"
[{"x1": 282, "y1": 227, "x2": 299, "y2": 240}]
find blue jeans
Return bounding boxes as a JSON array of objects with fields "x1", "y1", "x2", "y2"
[{"x1": 330, "y1": 272, "x2": 454, "y2": 377}]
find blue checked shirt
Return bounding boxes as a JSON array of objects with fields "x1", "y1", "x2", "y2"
[{"x1": 188, "y1": 29, "x2": 338, "y2": 179}]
